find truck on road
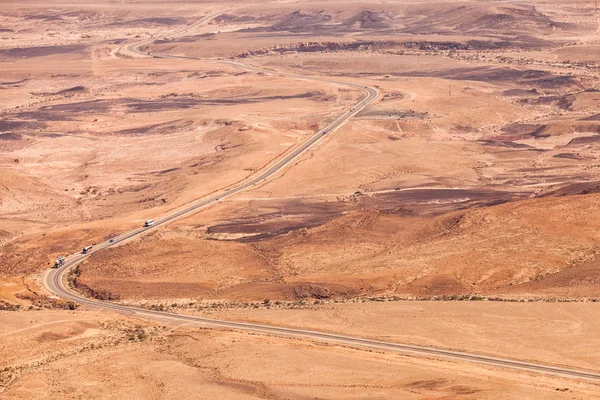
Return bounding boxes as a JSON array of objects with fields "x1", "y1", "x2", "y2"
[
  {"x1": 144, "y1": 220, "x2": 154, "y2": 227},
  {"x1": 82, "y1": 246, "x2": 93, "y2": 254},
  {"x1": 52, "y1": 256, "x2": 65, "y2": 268}
]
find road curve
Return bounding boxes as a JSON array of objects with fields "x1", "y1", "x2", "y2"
[{"x1": 43, "y1": 12, "x2": 600, "y2": 383}]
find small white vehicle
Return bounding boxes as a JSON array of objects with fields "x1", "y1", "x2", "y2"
[
  {"x1": 144, "y1": 220, "x2": 154, "y2": 227},
  {"x1": 82, "y1": 246, "x2": 93, "y2": 254}
]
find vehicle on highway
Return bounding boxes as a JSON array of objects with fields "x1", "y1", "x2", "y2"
[
  {"x1": 109, "y1": 239, "x2": 115, "y2": 244},
  {"x1": 395, "y1": 187, "x2": 402, "y2": 191},
  {"x1": 82, "y1": 246, "x2": 93, "y2": 254},
  {"x1": 52, "y1": 256, "x2": 65, "y2": 268},
  {"x1": 41, "y1": 13, "x2": 600, "y2": 384},
  {"x1": 144, "y1": 220, "x2": 154, "y2": 227}
]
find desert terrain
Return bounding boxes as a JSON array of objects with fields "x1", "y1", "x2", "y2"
[
  {"x1": 4, "y1": 307, "x2": 600, "y2": 399},
  {"x1": 3, "y1": 0, "x2": 600, "y2": 397}
]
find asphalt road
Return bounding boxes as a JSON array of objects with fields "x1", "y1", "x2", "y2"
[
  {"x1": 43, "y1": 12, "x2": 600, "y2": 383},
  {"x1": 44, "y1": 259, "x2": 600, "y2": 383}
]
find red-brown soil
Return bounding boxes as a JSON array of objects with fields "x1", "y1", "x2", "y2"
[
  {"x1": 78, "y1": 192, "x2": 600, "y2": 301},
  {"x1": 4, "y1": 0, "x2": 600, "y2": 396}
]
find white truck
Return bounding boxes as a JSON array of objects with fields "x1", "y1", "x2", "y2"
[
  {"x1": 52, "y1": 256, "x2": 65, "y2": 268},
  {"x1": 144, "y1": 220, "x2": 154, "y2": 227}
]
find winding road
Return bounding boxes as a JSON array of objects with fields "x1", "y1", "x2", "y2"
[{"x1": 43, "y1": 11, "x2": 600, "y2": 383}]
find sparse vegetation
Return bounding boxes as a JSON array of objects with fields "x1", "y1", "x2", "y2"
[{"x1": 3, "y1": 0, "x2": 600, "y2": 397}]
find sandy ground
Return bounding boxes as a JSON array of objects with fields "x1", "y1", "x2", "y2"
[
  {"x1": 3, "y1": 0, "x2": 600, "y2": 396},
  {"x1": 198, "y1": 301, "x2": 600, "y2": 372},
  {"x1": 2, "y1": 309, "x2": 600, "y2": 399},
  {"x1": 77, "y1": 193, "x2": 600, "y2": 301},
  {"x1": 3, "y1": 0, "x2": 600, "y2": 290},
  {"x1": 47, "y1": 0, "x2": 600, "y2": 302}
]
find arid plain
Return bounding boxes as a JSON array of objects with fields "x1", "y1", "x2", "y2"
[{"x1": 3, "y1": 0, "x2": 600, "y2": 397}]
